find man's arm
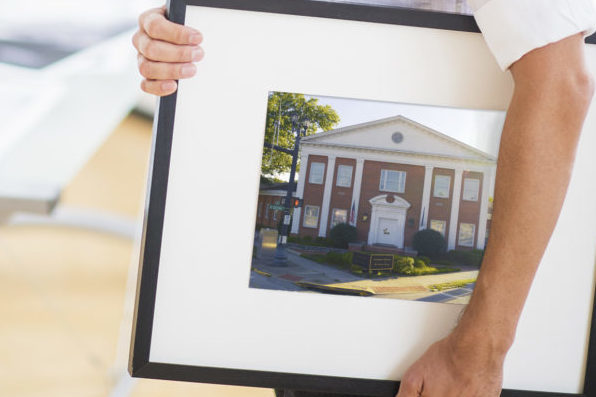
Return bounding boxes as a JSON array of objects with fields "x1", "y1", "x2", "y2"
[{"x1": 397, "y1": 33, "x2": 594, "y2": 397}]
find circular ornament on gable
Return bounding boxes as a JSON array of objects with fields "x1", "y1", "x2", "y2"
[
  {"x1": 391, "y1": 132, "x2": 404, "y2": 143},
  {"x1": 385, "y1": 194, "x2": 395, "y2": 203}
]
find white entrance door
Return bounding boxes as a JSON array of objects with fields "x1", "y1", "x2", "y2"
[
  {"x1": 368, "y1": 194, "x2": 411, "y2": 249},
  {"x1": 377, "y1": 217, "x2": 401, "y2": 247}
]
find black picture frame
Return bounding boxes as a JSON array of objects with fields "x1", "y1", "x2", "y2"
[{"x1": 129, "y1": 1, "x2": 596, "y2": 396}]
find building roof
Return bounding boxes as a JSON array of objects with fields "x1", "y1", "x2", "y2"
[
  {"x1": 301, "y1": 115, "x2": 496, "y2": 163},
  {"x1": 259, "y1": 182, "x2": 296, "y2": 192},
  {"x1": 259, "y1": 182, "x2": 297, "y2": 196}
]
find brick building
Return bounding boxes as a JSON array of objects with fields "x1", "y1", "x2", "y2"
[
  {"x1": 288, "y1": 115, "x2": 497, "y2": 251},
  {"x1": 255, "y1": 183, "x2": 296, "y2": 229}
]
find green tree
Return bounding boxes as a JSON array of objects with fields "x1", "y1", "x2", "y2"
[{"x1": 262, "y1": 92, "x2": 340, "y2": 177}]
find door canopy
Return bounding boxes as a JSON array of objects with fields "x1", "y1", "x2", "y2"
[{"x1": 369, "y1": 194, "x2": 411, "y2": 210}]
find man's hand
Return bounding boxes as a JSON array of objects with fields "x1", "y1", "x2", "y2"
[
  {"x1": 396, "y1": 328, "x2": 505, "y2": 397},
  {"x1": 132, "y1": 6, "x2": 204, "y2": 96}
]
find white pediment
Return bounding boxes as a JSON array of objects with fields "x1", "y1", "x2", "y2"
[{"x1": 301, "y1": 115, "x2": 495, "y2": 162}]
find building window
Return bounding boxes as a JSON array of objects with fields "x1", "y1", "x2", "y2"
[
  {"x1": 309, "y1": 162, "x2": 325, "y2": 184},
  {"x1": 430, "y1": 220, "x2": 446, "y2": 237},
  {"x1": 433, "y1": 175, "x2": 451, "y2": 198},
  {"x1": 336, "y1": 165, "x2": 353, "y2": 187},
  {"x1": 303, "y1": 205, "x2": 320, "y2": 228},
  {"x1": 463, "y1": 178, "x2": 480, "y2": 201},
  {"x1": 458, "y1": 223, "x2": 476, "y2": 247},
  {"x1": 379, "y1": 169, "x2": 406, "y2": 193},
  {"x1": 331, "y1": 209, "x2": 348, "y2": 228}
]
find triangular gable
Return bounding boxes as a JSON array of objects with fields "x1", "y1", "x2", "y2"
[{"x1": 301, "y1": 115, "x2": 496, "y2": 162}]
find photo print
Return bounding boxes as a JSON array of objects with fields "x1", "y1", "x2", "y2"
[{"x1": 251, "y1": 92, "x2": 505, "y2": 305}]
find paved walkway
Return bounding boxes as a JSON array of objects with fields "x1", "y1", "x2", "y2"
[{"x1": 250, "y1": 249, "x2": 479, "y2": 304}]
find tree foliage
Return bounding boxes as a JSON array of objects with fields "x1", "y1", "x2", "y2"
[{"x1": 262, "y1": 92, "x2": 340, "y2": 177}]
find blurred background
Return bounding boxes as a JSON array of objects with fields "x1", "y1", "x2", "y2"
[
  {"x1": 0, "y1": 0, "x2": 272, "y2": 396},
  {"x1": 0, "y1": 1, "x2": 474, "y2": 396}
]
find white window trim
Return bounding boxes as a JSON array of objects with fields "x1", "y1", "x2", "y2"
[
  {"x1": 462, "y1": 178, "x2": 480, "y2": 201},
  {"x1": 308, "y1": 162, "x2": 325, "y2": 185},
  {"x1": 458, "y1": 223, "x2": 476, "y2": 247},
  {"x1": 336, "y1": 165, "x2": 353, "y2": 188},
  {"x1": 379, "y1": 169, "x2": 406, "y2": 193},
  {"x1": 430, "y1": 219, "x2": 447, "y2": 237},
  {"x1": 433, "y1": 175, "x2": 451, "y2": 199},
  {"x1": 303, "y1": 205, "x2": 320, "y2": 228},
  {"x1": 331, "y1": 208, "x2": 348, "y2": 228}
]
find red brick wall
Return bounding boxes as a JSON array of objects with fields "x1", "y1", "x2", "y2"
[
  {"x1": 427, "y1": 168, "x2": 455, "y2": 246},
  {"x1": 295, "y1": 155, "x2": 486, "y2": 250},
  {"x1": 356, "y1": 160, "x2": 425, "y2": 248},
  {"x1": 325, "y1": 158, "x2": 356, "y2": 235},
  {"x1": 299, "y1": 155, "x2": 328, "y2": 238},
  {"x1": 456, "y1": 171, "x2": 483, "y2": 250}
]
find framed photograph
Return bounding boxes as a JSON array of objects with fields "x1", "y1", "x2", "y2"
[{"x1": 130, "y1": 0, "x2": 596, "y2": 396}]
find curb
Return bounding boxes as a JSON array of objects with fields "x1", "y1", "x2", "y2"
[
  {"x1": 252, "y1": 268, "x2": 272, "y2": 277},
  {"x1": 295, "y1": 281, "x2": 374, "y2": 296}
]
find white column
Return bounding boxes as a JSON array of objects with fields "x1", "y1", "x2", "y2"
[
  {"x1": 350, "y1": 158, "x2": 365, "y2": 226},
  {"x1": 318, "y1": 155, "x2": 336, "y2": 237},
  {"x1": 419, "y1": 165, "x2": 434, "y2": 230},
  {"x1": 476, "y1": 168, "x2": 492, "y2": 249},
  {"x1": 290, "y1": 152, "x2": 309, "y2": 234},
  {"x1": 447, "y1": 168, "x2": 463, "y2": 251},
  {"x1": 488, "y1": 166, "x2": 496, "y2": 199}
]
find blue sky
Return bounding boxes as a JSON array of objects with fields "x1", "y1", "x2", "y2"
[{"x1": 308, "y1": 93, "x2": 505, "y2": 157}]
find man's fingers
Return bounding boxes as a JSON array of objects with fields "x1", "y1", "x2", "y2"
[
  {"x1": 395, "y1": 383, "x2": 418, "y2": 397},
  {"x1": 395, "y1": 372, "x2": 422, "y2": 397},
  {"x1": 138, "y1": 55, "x2": 197, "y2": 80},
  {"x1": 140, "y1": 79, "x2": 178, "y2": 97},
  {"x1": 139, "y1": 7, "x2": 202, "y2": 45},
  {"x1": 133, "y1": 4, "x2": 204, "y2": 97},
  {"x1": 133, "y1": 31, "x2": 204, "y2": 63}
]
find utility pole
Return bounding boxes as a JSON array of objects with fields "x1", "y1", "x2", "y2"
[{"x1": 272, "y1": 114, "x2": 309, "y2": 265}]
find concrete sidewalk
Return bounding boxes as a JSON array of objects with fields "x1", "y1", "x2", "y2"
[{"x1": 251, "y1": 249, "x2": 478, "y2": 304}]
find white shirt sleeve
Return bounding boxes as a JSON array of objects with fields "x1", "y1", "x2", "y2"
[{"x1": 469, "y1": 0, "x2": 596, "y2": 70}]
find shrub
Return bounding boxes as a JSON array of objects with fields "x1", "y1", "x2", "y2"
[
  {"x1": 325, "y1": 251, "x2": 343, "y2": 265},
  {"x1": 301, "y1": 253, "x2": 326, "y2": 264},
  {"x1": 447, "y1": 249, "x2": 484, "y2": 267},
  {"x1": 414, "y1": 258, "x2": 427, "y2": 269},
  {"x1": 394, "y1": 256, "x2": 415, "y2": 273},
  {"x1": 344, "y1": 252, "x2": 354, "y2": 265},
  {"x1": 392, "y1": 255, "x2": 461, "y2": 276},
  {"x1": 303, "y1": 235, "x2": 313, "y2": 242},
  {"x1": 412, "y1": 229, "x2": 447, "y2": 257},
  {"x1": 328, "y1": 223, "x2": 358, "y2": 249},
  {"x1": 429, "y1": 279, "x2": 477, "y2": 292},
  {"x1": 322, "y1": 251, "x2": 353, "y2": 268},
  {"x1": 417, "y1": 256, "x2": 431, "y2": 266}
]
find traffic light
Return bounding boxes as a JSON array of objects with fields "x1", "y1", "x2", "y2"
[{"x1": 291, "y1": 198, "x2": 303, "y2": 208}]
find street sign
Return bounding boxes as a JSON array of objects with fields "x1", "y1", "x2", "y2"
[
  {"x1": 268, "y1": 204, "x2": 286, "y2": 211},
  {"x1": 283, "y1": 214, "x2": 291, "y2": 225}
]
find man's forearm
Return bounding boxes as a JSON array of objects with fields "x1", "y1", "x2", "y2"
[{"x1": 454, "y1": 33, "x2": 594, "y2": 355}]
